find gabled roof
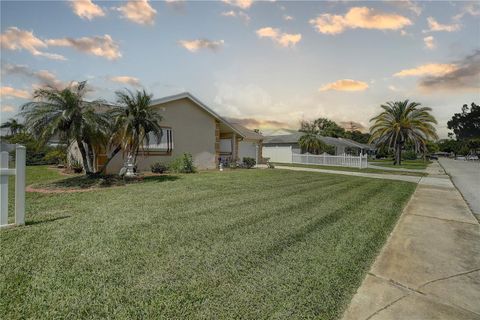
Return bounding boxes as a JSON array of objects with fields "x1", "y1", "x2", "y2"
[
  {"x1": 149, "y1": 92, "x2": 245, "y2": 138},
  {"x1": 229, "y1": 123, "x2": 264, "y2": 141},
  {"x1": 263, "y1": 132, "x2": 374, "y2": 149}
]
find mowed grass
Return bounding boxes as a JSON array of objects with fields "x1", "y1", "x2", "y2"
[
  {"x1": 273, "y1": 162, "x2": 427, "y2": 176},
  {"x1": 369, "y1": 159, "x2": 431, "y2": 170},
  {"x1": 1, "y1": 167, "x2": 416, "y2": 319}
]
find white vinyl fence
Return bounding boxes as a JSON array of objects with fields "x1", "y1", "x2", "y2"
[
  {"x1": 292, "y1": 152, "x2": 368, "y2": 169},
  {"x1": 0, "y1": 145, "x2": 26, "y2": 228},
  {"x1": 263, "y1": 145, "x2": 368, "y2": 168}
]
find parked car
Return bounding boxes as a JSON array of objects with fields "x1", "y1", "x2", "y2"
[{"x1": 466, "y1": 154, "x2": 479, "y2": 161}]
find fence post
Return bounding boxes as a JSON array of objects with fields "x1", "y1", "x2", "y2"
[
  {"x1": 0, "y1": 151, "x2": 9, "y2": 226},
  {"x1": 15, "y1": 146, "x2": 26, "y2": 226}
]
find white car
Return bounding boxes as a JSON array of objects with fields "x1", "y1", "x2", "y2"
[{"x1": 466, "y1": 155, "x2": 479, "y2": 161}]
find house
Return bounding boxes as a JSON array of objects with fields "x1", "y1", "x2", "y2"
[
  {"x1": 69, "y1": 92, "x2": 263, "y2": 174},
  {"x1": 262, "y1": 132, "x2": 375, "y2": 163}
]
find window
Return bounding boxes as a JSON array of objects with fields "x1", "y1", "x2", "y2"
[
  {"x1": 220, "y1": 138, "x2": 232, "y2": 153},
  {"x1": 144, "y1": 128, "x2": 173, "y2": 152}
]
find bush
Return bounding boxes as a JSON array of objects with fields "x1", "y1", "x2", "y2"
[
  {"x1": 242, "y1": 157, "x2": 256, "y2": 169},
  {"x1": 150, "y1": 162, "x2": 167, "y2": 174},
  {"x1": 44, "y1": 148, "x2": 67, "y2": 165},
  {"x1": 69, "y1": 157, "x2": 83, "y2": 173},
  {"x1": 402, "y1": 150, "x2": 417, "y2": 160},
  {"x1": 169, "y1": 153, "x2": 196, "y2": 173}
]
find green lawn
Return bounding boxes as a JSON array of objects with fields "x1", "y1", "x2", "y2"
[
  {"x1": 369, "y1": 159, "x2": 431, "y2": 170},
  {"x1": 1, "y1": 166, "x2": 416, "y2": 319},
  {"x1": 273, "y1": 162, "x2": 427, "y2": 177}
]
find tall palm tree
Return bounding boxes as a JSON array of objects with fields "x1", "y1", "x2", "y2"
[
  {"x1": 100, "y1": 89, "x2": 163, "y2": 172},
  {"x1": 0, "y1": 118, "x2": 24, "y2": 136},
  {"x1": 299, "y1": 131, "x2": 325, "y2": 154},
  {"x1": 20, "y1": 81, "x2": 109, "y2": 174},
  {"x1": 369, "y1": 100, "x2": 438, "y2": 165}
]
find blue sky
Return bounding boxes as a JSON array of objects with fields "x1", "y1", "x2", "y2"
[{"x1": 1, "y1": 0, "x2": 479, "y2": 137}]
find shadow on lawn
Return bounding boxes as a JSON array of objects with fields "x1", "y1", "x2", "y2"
[
  {"x1": 35, "y1": 174, "x2": 181, "y2": 190},
  {"x1": 26, "y1": 215, "x2": 71, "y2": 226}
]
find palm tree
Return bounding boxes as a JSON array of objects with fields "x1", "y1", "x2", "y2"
[
  {"x1": 369, "y1": 100, "x2": 438, "y2": 165},
  {"x1": 299, "y1": 131, "x2": 325, "y2": 154},
  {"x1": 100, "y1": 89, "x2": 163, "y2": 172},
  {"x1": 20, "y1": 81, "x2": 109, "y2": 174},
  {"x1": 0, "y1": 118, "x2": 24, "y2": 136}
]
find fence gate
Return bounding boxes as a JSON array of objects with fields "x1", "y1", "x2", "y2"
[{"x1": 0, "y1": 144, "x2": 26, "y2": 228}]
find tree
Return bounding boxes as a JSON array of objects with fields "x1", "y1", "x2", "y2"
[
  {"x1": 344, "y1": 130, "x2": 371, "y2": 144},
  {"x1": 447, "y1": 103, "x2": 480, "y2": 141},
  {"x1": 0, "y1": 118, "x2": 24, "y2": 136},
  {"x1": 369, "y1": 100, "x2": 438, "y2": 165},
  {"x1": 20, "y1": 81, "x2": 109, "y2": 174},
  {"x1": 300, "y1": 118, "x2": 345, "y2": 138},
  {"x1": 298, "y1": 129, "x2": 332, "y2": 155},
  {"x1": 102, "y1": 89, "x2": 163, "y2": 171},
  {"x1": 299, "y1": 131, "x2": 322, "y2": 154}
]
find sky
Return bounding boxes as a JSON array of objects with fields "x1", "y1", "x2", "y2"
[{"x1": 1, "y1": 0, "x2": 479, "y2": 138}]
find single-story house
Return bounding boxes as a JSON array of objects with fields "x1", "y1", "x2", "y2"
[
  {"x1": 262, "y1": 132, "x2": 375, "y2": 161},
  {"x1": 69, "y1": 92, "x2": 263, "y2": 174}
]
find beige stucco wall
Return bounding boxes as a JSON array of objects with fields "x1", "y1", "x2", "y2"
[{"x1": 105, "y1": 98, "x2": 217, "y2": 173}]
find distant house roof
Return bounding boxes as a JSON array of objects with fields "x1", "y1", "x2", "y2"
[
  {"x1": 263, "y1": 132, "x2": 374, "y2": 150},
  {"x1": 150, "y1": 92, "x2": 246, "y2": 138},
  {"x1": 229, "y1": 123, "x2": 264, "y2": 141},
  {"x1": 262, "y1": 128, "x2": 297, "y2": 136}
]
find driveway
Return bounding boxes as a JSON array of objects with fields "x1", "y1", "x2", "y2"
[{"x1": 439, "y1": 158, "x2": 480, "y2": 218}]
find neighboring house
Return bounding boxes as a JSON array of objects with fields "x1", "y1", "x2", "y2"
[
  {"x1": 262, "y1": 132, "x2": 375, "y2": 162},
  {"x1": 69, "y1": 92, "x2": 263, "y2": 174}
]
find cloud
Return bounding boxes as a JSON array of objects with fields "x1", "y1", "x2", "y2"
[
  {"x1": 178, "y1": 39, "x2": 224, "y2": 52},
  {"x1": 339, "y1": 121, "x2": 367, "y2": 132},
  {"x1": 1, "y1": 105, "x2": 15, "y2": 112},
  {"x1": 0, "y1": 27, "x2": 66, "y2": 60},
  {"x1": 419, "y1": 50, "x2": 480, "y2": 92},
  {"x1": 70, "y1": 0, "x2": 105, "y2": 20},
  {"x1": 424, "y1": 17, "x2": 460, "y2": 33},
  {"x1": 1, "y1": 64, "x2": 63, "y2": 88},
  {"x1": 393, "y1": 63, "x2": 458, "y2": 77},
  {"x1": 309, "y1": 7, "x2": 412, "y2": 35},
  {"x1": 221, "y1": 10, "x2": 250, "y2": 23},
  {"x1": 117, "y1": 0, "x2": 157, "y2": 25},
  {"x1": 226, "y1": 117, "x2": 288, "y2": 129},
  {"x1": 0, "y1": 86, "x2": 30, "y2": 99},
  {"x1": 453, "y1": 2, "x2": 480, "y2": 20},
  {"x1": 423, "y1": 36, "x2": 435, "y2": 50},
  {"x1": 283, "y1": 15, "x2": 294, "y2": 21},
  {"x1": 222, "y1": 0, "x2": 253, "y2": 10},
  {"x1": 319, "y1": 79, "x2": 369, "y2": 92},
  {"x1": 256, "y1": 27, "x2": 301, "y2": 47},
  {"x1": 391, "y1": 0, "x2": 422, "y2": 16},
  {"x1": 47, "y1": 34, "x2": 121, "y2": 60},
  {"x1": 165, "y1": 0, "x2": 185, "y2": 11},
  {"x1": 109, "y1": 76, "x2": 141, "y2": 87},
  {"x1": 388, "y1": 85, "x2": 400, "y2": 92}
]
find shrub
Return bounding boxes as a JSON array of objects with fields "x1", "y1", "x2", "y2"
[
  {"x1": 150, "y1": 162, "x2": 167, "y2": 174},
  {"x1": 44, "y1": 148, "x2": 67, "y2": 165},
  {"x1": 169, "y1": 153, "x2": 196, "y2": 173},
  {"x1": 69, "y1": 157, "x2": 83, "y2": 173},
  {"x1": 242, "y1": 157, "x2": 256, "y2": 169},
  {"x1": 402, "y1": 150, "x2": 417, "y2": 160}
]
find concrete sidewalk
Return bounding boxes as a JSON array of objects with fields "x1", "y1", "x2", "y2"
[{"x1": 342, "y1": 162, "x2": 480, "y2": 319}]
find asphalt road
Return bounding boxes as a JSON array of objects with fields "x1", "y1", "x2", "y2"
[{"x1": 439, "y1": 158, "x2": 480, "y2": 217}]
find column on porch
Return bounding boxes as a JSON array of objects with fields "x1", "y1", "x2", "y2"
[{"x1": 214, "y1": 120, "x2": 221, "y2": 167}]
